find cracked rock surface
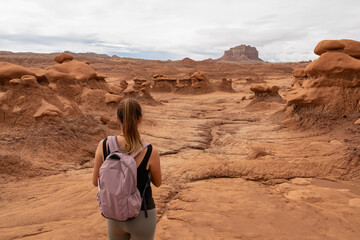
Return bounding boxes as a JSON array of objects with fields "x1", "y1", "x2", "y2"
[{"x1": 1, "y1": 82, "x2": 360, "y2": 239}]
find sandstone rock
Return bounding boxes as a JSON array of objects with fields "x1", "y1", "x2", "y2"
[
  {"x1": 216, "y1": 78, "x2": 234, "y2": 92},
  {"x1": 105, "y1": 93, "x2": 122, "y2": 104},
  {"x1": 28, "y1": 68, "x2": 47, "y2": 84},
  {"x1": 249, "y1": 84, "x2": 284, "y2": 104},
  {"x1": 314, "y1": 40, "x2": 345, "y2": 55},
  {"x1": 314, "y1": 39, "x2": 360, "y2": 58},
  {"x1": 123, "y1": 86, "x2": 138, "y2": 98},
  {"x1": 153, "y1": 74, "x2": 164, "y2": 78},
  {"x1": 0, "y1": 62, "x2": 36, "y2": 83},
  {"x1": 79, "y1": 89, "x2": 109, "y2": 112},
  {"x1": 218, "y1": 45, "x2": 263, "y2": 62},
  {"x1": 133, "y1": 77, "x2": 147, "y2": 90},
  {"x1": 250, "y1": 84, "x2": 279, "y2": 94},
  {"x1": 340, "y1": 39, "x2": 360, "y2": 58},
  {"x1": 119, "y1": 80, "x2": 128, "y2": 92},
  {"x1": 0, "y1": 91, "x2": 8, "y2": 104},
  {"x1": 292, "y1": 68, "x2": 307, "y2": 79},
  {"x1": 152, "y1": 75, "x2": 177, "y2": 92},
  {"x1": 45, "y1": 69, "x2": 77, "y2": 84},
  {"x1": 46, "y1": 60, "x2": 97, "y2": 82},
  {"x1": 33, "y1": 99, "x2": 62, "y2": 118},
  {"x1": 54, "y1": 53, "x2": 73, "y2": 64},
  {"x1": 304, "y1": 52, "x2": 360, "y2": 81},
  {"x1": 9, "y1": 78, "x2": 22, "y2": 85},
  {"x1": 177, "y1": 77, "x2": 192, "y2": 88},
  {"x1": 21, "y1": 75, "x2": 39, "y2": 87},
  {"x1": 190, "y1": 72, "x2": 213, "y2": 92},
  {"x1": 140, "y1": 82, "x2": 152, "y2": 96},
  {"x1": 248, "y1": 147, "x2": 269, "y2": 159},
  {"x1": 96, "y1": 73, "x2": 107, "y2": 81},
  {"x1": 354, "y1": 119, "x2": 360, "y2": 125},
  {"x1": 191, "y1": 72, "x2": 208, "y2": 82}
]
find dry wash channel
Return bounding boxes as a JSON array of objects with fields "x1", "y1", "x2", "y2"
[{"x1": 147, "y1": 92, "x2": 360, "y2": 239}]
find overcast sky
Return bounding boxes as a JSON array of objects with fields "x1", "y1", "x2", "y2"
[{"x1": 0, "y1": 0, "x2": 359, "y2": 62}]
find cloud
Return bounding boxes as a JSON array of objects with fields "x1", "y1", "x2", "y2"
[{"x1": 0, "y1": 0, "x2": 359, "y2": 61}]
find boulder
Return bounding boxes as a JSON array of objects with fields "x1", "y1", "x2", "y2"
[
  {"x1": 0, "y1": 62, "x2": 36, "y2": 84},
  {"x1": 249, "y1": 84, "x2": 284, "y2": 104},
  {"x1": 250, "y1": 84, "x2": 279, "y2": 94},
  {"x1": 314, "y1": 40, "x2": 345, "y2": 56},
  {"x1": 314, "y1": 39, "x2": 360, "y2": 58},
  {"x1": 105, "y1": 93, "x2": 122, "y2": 104},
  {"x1": 21, "y1": 75, "x2": 39, "y2": 87},
  {"x1": 341, "y1": 39, "x2": 360, "y2": 58},
  {"x1": 54, "y1": 53, "x2": 73, "y2": 63}
]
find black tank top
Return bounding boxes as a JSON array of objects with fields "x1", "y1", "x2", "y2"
[
  {"x1": 103, "y1": 138, "x2": 155, "y2": 211},
  {"x1": 137, "y1": 145, "x2": 155, "y2": 210}
]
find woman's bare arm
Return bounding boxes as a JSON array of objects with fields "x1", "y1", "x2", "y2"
[
  {"x1": 92, "y1": 140, "x2": 104, "y2": 186},
  {"x1": 148, "y1": 146, "x2": 162, "y2": 187}
]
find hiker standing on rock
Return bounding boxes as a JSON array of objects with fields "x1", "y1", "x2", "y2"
[{"x1": 93, "y1": 98, "x2": 162, "y2": 240}]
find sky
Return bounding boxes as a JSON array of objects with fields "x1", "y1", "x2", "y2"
[{"x1": 0, "y1": 0, "x2": 359, "y2": 62}]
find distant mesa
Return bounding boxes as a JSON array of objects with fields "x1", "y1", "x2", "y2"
[
  {"x1": 217, "y1": 45, "x2": 263, "y2": 62},
  {"x1": 180, "y1": 57, "x2": 195, "y2": 64}
]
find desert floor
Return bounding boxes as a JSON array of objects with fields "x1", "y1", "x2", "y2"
[{"x1": 1, "y1": 67, "x2": 360, "y2": 240}]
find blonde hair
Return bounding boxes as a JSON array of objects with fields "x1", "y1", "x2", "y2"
[{"x1": 117, "y1": 98, "x2": 143, "y2": 153}]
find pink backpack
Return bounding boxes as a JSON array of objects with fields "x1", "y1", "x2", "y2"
[{"x1": 96, "y1": 136, "x2": 150, "y2": 221}]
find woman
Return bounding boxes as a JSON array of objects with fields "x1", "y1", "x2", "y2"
[{"x1": 93, "y1": 98, "x2": 162, "y2": 240}]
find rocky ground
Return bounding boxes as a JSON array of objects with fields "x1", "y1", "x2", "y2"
[
  {"x1": 1, "y1": 49, "x2": 360, "y2": 239},
  {"x1": 1, "y1": 88, "x2": 360, "y2": 239}
]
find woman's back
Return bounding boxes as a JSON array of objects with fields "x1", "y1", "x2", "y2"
[{"x1": 93, "y1": 98, "x2": 161, "y2": 240}]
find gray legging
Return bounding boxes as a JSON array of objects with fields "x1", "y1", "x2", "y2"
[{"x1": 106, "y1": 209, "x2": 157, "y2": 240}]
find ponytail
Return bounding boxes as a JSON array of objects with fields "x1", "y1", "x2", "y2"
[{"x1": 117, "y1": 98, "x2": 143, "y2": 153}]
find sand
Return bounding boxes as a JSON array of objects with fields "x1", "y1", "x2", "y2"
[{"x1": 0, "y1": 52, "x2": 360, "y2": 239}]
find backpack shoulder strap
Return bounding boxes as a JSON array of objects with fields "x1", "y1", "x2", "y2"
[
  {"x1": 142, "y1": 144, "x2": 153, "y2": 169},
  {"x1": 102, "y1": 137, "x2": 109, "y2": 160},
  {"x1": 129, "y1": 142, "x2": 150, "y2": 158},
  {"x1": 108, "y1": 136, "x2": 119, "y2": 153}
]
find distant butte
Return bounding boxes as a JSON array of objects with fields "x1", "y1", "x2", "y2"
[{"x1": 217, "y1": 44, "x2": 263, "y2": 62}]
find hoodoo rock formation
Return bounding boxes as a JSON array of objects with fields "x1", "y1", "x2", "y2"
[
  {"x1": 249, "y1": 84, "x2": 284, "y2": 104},
  {"x1": 218, "y1": 45, "x2": 263, "y2": 62},
  {"x1": 284, "y1": 39, "x2": 360, "y2": 125},
  {"x1": 152, "y1": 74, "x2": 177, "y2": 92},
  {"x1": 121, "y1": 78, "x2": 159, "y2": 105},
  {"x1": 150, "y1": 72, "x2": 234, "y2": 94},
  {"x1": 0, "y1": 52, "x2": 161, "y2": 125},
  {"x1": 291, "y1": 68, "x2": 307, "y2": 87}
]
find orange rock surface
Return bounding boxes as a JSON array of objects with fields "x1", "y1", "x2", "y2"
[{"x1": 0, "y1": 47, "x2": 360, "y2": 240}]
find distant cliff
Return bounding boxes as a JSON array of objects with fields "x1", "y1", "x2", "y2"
[{"x1": 217, "y1": 45, "x2": 263, "y2": 62}]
